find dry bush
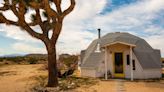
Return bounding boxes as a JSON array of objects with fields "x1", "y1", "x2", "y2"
[{"x1": 31, "y1": 75, "x2": 98, "y2": 92}]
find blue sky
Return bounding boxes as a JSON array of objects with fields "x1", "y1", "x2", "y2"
[{"x1": 0, "y1": 0, "x2": 164, "y2": 57}]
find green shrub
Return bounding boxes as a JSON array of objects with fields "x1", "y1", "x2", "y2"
[
  {"x1": 162, "y1": 74, "x2": 164, "y2": 78},
  {"x1": 4, "y1": 56, "x2": 25, "y2": 63},
  {"x1": 59, "y1": 55, "x2": 78, "y2": 67},
  {"x1": 28, "y1": 57, "x2": 38, "y2": 64},
  {"x1": 0, "y1": 58, "x2": 4, "y2": 62}
]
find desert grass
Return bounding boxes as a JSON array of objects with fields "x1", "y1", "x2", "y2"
[{"x1": 0, "y1": 71, "x2": 17, "y2": 76}]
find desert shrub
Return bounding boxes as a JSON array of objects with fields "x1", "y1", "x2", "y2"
[
  {"x1": 31, "y1": 75, "x2": 49, "y2": 92},
  {"x1": 28, "y1": 57, "x2": 38, "y2": 64},
  {"x1": 31, "y1": 75, "x2": 98, "y2": 92},
  {"x1": 38, "y1": 63, "x2": 48, "y2": 71},
  {"x1": 4, "y1": 56, "x2": 25, "y2": 63},
  {"x1": 59, "y1": 55, "x2": 78, "y2": 67},
  {"x1": 0, "y1": 54, "x2": 47, "y2": 64},
  {"x1": 43, "y1": 63, "x2": 48, "y2": 70},
  {"x1": 0, "y1": 58, "x2": 4, "y2": 62},
  {"x1": 162, "y1": 74, "x2": 164, "y2": 78}
]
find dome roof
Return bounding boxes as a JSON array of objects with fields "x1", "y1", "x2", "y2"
[{"x1": 81, "y1": 32, "x2": 161, "y2": 69}]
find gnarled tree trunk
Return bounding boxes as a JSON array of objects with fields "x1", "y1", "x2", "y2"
[
  {"x1": 0, "y1": 0, "x2": 75, "y2": 87},
  {"x1": 45, "y1": 43, "x2": 58, "y2": 87}
]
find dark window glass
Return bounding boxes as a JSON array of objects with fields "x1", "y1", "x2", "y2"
[
  {"x1": 127, "y1": 55, "x2": 130, "y2": 65},
  {"x1": 133, "y1": 60, "x2": 135, "y2": 70}
]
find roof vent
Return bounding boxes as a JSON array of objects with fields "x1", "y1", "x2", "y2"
[
  {"x1": 98, "y1": 28, "x2": 101, "y2": 39},
  {"x1": 95, "y1": 29, "x2": 101, "y2": 53}
]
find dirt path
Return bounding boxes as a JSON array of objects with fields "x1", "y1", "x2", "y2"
[
  {"x1": 115, "y1": 79, "x2": 126, "y2": 92},
  {"x1": 75, "y1": 79, "x2": 164, "y2": 92},
  {"x1": 0, "y1": 64, "x2": 46, "y2": 92}
]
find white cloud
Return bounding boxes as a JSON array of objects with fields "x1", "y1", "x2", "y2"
[
  {"x1": 144, "y1": 0, "x2": 164, "y2": 13},
  {"x1": 2, "y1": 10, "x2": 18, "y2": 21},
  {"x1": 1, "y1": 25, "x2": 42, "y2": 43},
  {"x1": 143, "y1": 27, "x2": 164, "y2": 56},
  {"x1": 64, "y1": 0, "x2": 107, "y2": 22},
  {"x1": 0, "y1": 0, "x2": 164, "y2": 57},
  {"x1": 0, "y1": 0, "x2": 107, "y2": 55},
  {"x1": 91, "y1": 0, "x2": 164, "y2": 33},
  {"x1": 89, "y1": 0, "x2": 164, "y2": 56},
  {"x1": 57, "y1": 26, "x2": 97, "y2": 54},
  {"x1": 12, "y1": 43, "x2": 46, "y2": 54},
  {"x1": 56, "y1": 0, "x2": 107, "y2": 54},
  {"x1": 145, "y1": 34, "x2": 164, "y2": 57}
]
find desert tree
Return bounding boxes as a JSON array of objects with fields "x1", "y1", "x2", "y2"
[{"x1": 0, "y1": 0, "x2": 75, "y2": 87}]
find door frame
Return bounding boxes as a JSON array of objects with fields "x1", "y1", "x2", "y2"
[{"x1": 113, "y1": 52, "x2": 125, "y2": 78}]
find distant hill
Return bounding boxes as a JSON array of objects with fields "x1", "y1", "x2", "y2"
[
  {"x1": 0, "y1": 54, "x2": 25, "y2": 57},
  {"x1": 25, "y1": 54, "x2": 47, "y2": 59},
  {"x1": 0, "y1": 53, "x2": 47, "y2": 58},
  {"x1": 0, "y1": 53, "x2": 48, "y2": 64}
]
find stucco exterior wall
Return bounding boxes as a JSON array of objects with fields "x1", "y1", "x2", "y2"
[
  {"x1": 96, "y1": 61, "x2": 105, "y2": 77},
  {"x1": 96, "y1": 48, "x2": 113, "y2": 78},
  {"x1": 80, "y1": 68, "x2": 96, "y2": 77},
  {"x1": 125, "y1": 52, "x2": 144, "y2": 79},
  {"x1": 143, "y1": 69, "x2": 162, "y2": 79},
  {"x1": 124, "y1": 50, "x2": 161, "y2": 79}
]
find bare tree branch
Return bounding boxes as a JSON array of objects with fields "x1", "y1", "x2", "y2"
[
  {"x1": 61, "y1": 0, "x2": 75, "y2": 18},
  {"x1": 19, "y1": 22, "x2": 43, "y2": 39},
  {"x1": 17, "y1": 1, "x2": 26, "y2": 22},
  {"x1": 51, "y1": 18, "x2": 63, "y2": 43},
  {"x1": 0, "y1": 13, "x2": 18, "y2": 25},
  {"x1": 10, "y1": 0, "x2": 19, "y2": 17},
  {"x1": 35, "y1": 9, "x2": 44, "y2": 30},
  {"x1": 53, "y1": 0, "x2": 62, "y2": 14},
  {"x1": 50, "y1": 0, "x2": 75, "y2": 43},
  {"x1": 0, "y1": 5, "x2": 9, "y2": 11},
  {"x1": 0, "y1": 0, "x2": 10, "y2": 11},
  {"x1": 15, "y1": 1, "x2": 47, "y2": 41},
  {"x1": 29, "y1": 1, "x2": 43, "y2": 9},
  {"x1": 43, "y1": 0, "x2": 58, "y2": 18},
  {"x1": 28, "y1": 22, "x2": 38, "y2": 26}
]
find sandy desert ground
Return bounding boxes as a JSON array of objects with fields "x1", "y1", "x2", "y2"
[
  {"x1": 0, "y1": 64, "x2": 164, "y2": 92},
  {"x1": 0, "y1": 64, "x2": 47, "y2": 92}
]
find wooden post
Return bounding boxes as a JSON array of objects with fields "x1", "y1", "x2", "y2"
[
  {"x1": 130, "y1": 46, "x2": 134, "y2": 81},
  {"x1": 105, "y1": 47, "x2": 108, "y2": 80}
]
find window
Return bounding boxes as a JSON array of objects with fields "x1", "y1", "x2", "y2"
[
  {"x1": 133, "y1": 60, "x2": 135, "y2": 70},
  {"x1": 127, "y1": 55, "x2": 130, "y2": 65}
]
